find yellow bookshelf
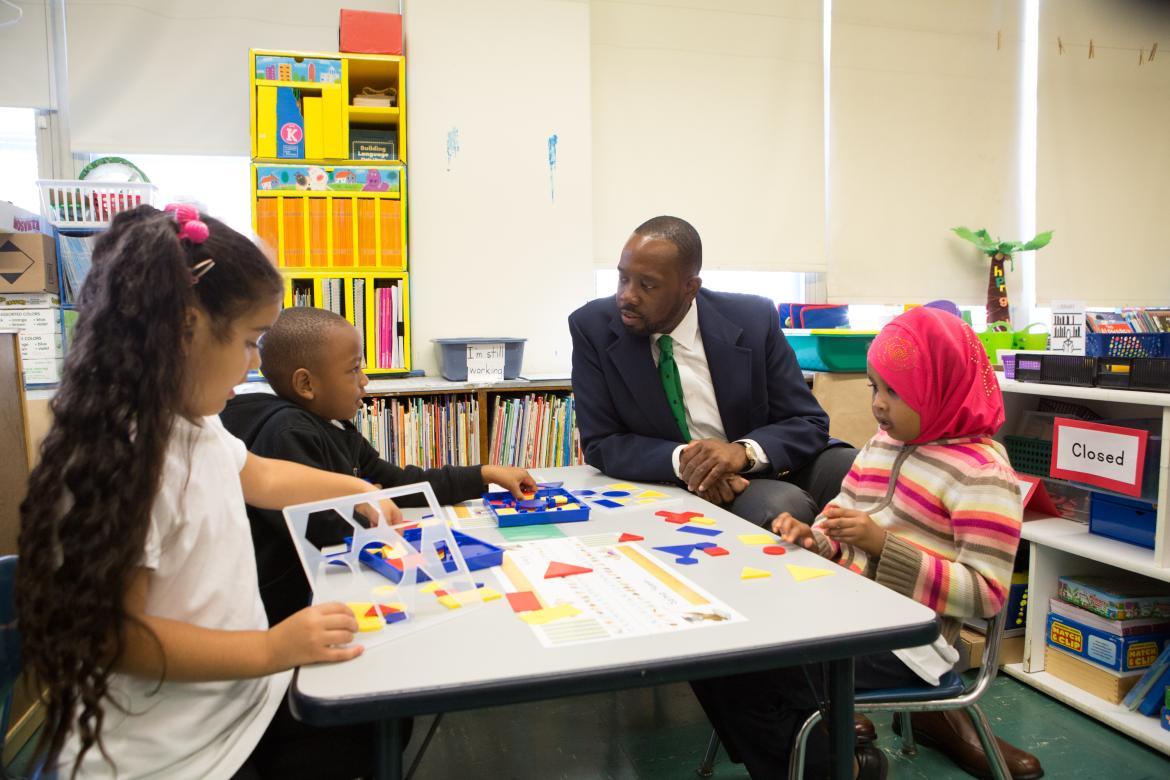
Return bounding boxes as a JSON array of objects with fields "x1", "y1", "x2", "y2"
[{"x1": 282, "y1": 269, "x2": 411, "y2": 374}]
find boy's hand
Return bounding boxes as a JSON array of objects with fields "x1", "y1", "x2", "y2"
[
  {"x1": 266, "y1": 602, "x2": 363, "y2": 671},
  {"x1": 771, "y1": 512, "x2": 816, "y2": 550},
  {"x1": 354, "y1": 497, "x2": 403, "y2": 527},
  {"x1": 482, "y1": 465, "x2": 538, "y2": 498},
  {"x1": 820, "y1": 506, "x2": 887, "y2": 557}
]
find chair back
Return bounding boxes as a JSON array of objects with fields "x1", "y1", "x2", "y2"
[{"x1": 963, "y1": 604, "x2": 1010, "y2": 701}]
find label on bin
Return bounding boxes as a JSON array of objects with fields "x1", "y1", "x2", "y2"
[
  {"x1": 1050, "y1": 419, "x2": 1148, "y2": 497},
  {"x1": 467, "y1": 343, "x2": 505, "y2": 383}
]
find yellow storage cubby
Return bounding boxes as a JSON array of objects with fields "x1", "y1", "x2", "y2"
[
  {"x1": 282, "y1": 270, "x2": 411, "y2": 375},
  {"x1": 250, "y1": 49, "x2": 405, "y2": 164},
  {"x1": 252, "y1": 163, "x2": 407, "y2": 271}
]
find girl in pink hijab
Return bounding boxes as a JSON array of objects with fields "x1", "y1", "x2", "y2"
[{"x1": 695, "y1": 308, "x2": 1027, "y2": 780}]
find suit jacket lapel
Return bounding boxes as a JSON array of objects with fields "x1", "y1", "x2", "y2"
[
  {"x1": 606, "y1": 315, "x2": 682, "y2": 440},
  {"x1": 698, "y1": 295, "x2": 753, "y2": 440}
]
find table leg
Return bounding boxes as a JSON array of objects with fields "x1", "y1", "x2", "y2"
[
  {"x1": 374, "y1": 718, "x2": 404, "y2": 780},
  {"x1": 828, "y1": 657, "x2": 855, "y2": 780}
]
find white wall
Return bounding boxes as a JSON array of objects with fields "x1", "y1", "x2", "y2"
[{"x1": 404, "y1": 0, "x2": 594, "y2": 376}]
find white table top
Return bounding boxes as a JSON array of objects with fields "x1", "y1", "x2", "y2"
[{"x1": 293, "y1": 466, "x2": 938, "y2": 724}]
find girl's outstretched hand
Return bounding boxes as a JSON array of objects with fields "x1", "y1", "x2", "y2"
[
  {"x1": 820, "y1": 505, "x2": 887, "y2": 557},
  {"x1": 267, "y1": 602, "x2": 364, "y2": 671},
  {"x1": 771, "y1": 512, "x2": 816, "y2": 550}
]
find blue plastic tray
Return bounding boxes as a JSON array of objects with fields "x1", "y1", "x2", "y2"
[
  {"x1": 331, "y1": 528, "x2": 504, "y2": 583},
  {"x1": 482, "y1": 485, "x2": 590, "y2": 527}
]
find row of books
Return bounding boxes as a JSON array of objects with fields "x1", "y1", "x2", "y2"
[
  {"x1": 1044, "y1": 575, "x2": 1170, "y2": 713},
  {"x1": 373, "y1": 283, "x2": 404, "y2": 370},
  {"x1": 1086, "y1": 308, "x2": 1170, "y2": 334},
  {"x1": 354, "y1": 394, "x2": 480, "y2": 468},
  {"x1": 56, "y1": 233, "x2": 96, "y2": 302},
  {"x1": 488, "y1": 392, "x2": 584, "y2": 468}
]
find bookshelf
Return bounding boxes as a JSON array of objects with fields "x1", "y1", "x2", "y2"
[
  {"x1": 352, "y1": 377, "x2": 584, "y2": 470},
  {"x1": 996, "y1": 375, "x2": 1170, "y2": 754},
  {"x1": 249, "y1": 48, "x2": 411, "y2": 375}
]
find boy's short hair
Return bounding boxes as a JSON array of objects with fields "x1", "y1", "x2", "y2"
[{"x1": 260, "y1": 307, "x2": 350, "y2": 398}]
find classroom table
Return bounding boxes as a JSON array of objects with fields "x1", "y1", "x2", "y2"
[{"x1": 291, "y1": 466, "x2": 939, "y2": 780}]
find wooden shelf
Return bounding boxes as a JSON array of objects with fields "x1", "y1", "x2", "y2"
[
  {"x1": 1001, "y1": 664, "x2": 1170, "y2": 755},
  {"x1": 1021, "y1": 517, "x2": 1169, "y2": 583},
  {"x1": 998, "y1": 374, "x2": 1170, "y2": 407}
]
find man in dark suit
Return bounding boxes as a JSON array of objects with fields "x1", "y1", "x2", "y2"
[{"x1": 569, "y1": 215, "x2": 857, "y2": 525}]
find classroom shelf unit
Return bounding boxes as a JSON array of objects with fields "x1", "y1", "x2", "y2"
[
  {"x1": 353, "y1": 378, "x2": 585, "y2": 470},
  {"x1": 249, "y1": 48, "x2": 411, "y2": 375},
  {"x1": 995, "y1": 375, "x2": 1170, "y2": 755}
]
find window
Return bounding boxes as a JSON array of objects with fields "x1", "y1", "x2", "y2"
[
  {"x1": 0, "y1": 107, "x2": 40, "y2": 213},
  {"x1": 594, "y1": 269, "x2": 805, "y2": 309},
  {"x1": 90, "y1": 153, "x2": 252, "y2": 236}
]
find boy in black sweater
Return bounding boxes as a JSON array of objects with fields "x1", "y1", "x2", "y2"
[{"x1": 221, "y1": 307, "x2": 534, "y2": 625}]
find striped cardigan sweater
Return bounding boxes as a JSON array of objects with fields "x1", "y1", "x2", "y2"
[{"x1": 811, "y1": 432, "x2": 1022, "y2": 645}]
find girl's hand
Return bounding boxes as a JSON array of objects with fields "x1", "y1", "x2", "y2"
[
  {"x1": 820, "y1": 506, "x2": 887, "y2": 557},
  {"x1": 266, "y1": 602, "x2": 364, "y2": 671},
  {"x1": 771, "y1": 512, "x2": 816, "y2": 550},
  {"x1": 483, "y1": 465, "x2": 538, "y2": 498}
]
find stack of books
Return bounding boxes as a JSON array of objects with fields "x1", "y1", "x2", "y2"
[
  {"x1": 353, "y1": 393, "x2": 480, "y2": 468},
  {"x1": 56, "y1": 233, "x2": 96, "y2": 302},
  {"x1": 1045, "y1": 575, "x2": 1170, "y2": 704},
  {"x1": 1086, "y1": 308, "x2": 1170, "y2": 334},
  {"x1": 488, "y1": 392, "x2": 583, "y2": 468}
]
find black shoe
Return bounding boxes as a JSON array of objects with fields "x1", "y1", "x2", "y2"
[{"x1": 855, "y1": 743, "x2": 889, "y2": 780}]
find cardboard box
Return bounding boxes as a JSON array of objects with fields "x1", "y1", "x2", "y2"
[
  {"x1": 0, "y1": 308, "x2": 60, "y2": 335},
  {"x1": 0, "y1": 292, "x2": 60, "y2": 309},
  {"x1": 1045, "y1": 646, "x2": 1142, "y2": 704},
  {"x1": 957, "y1": 626, "x2": 987, "y2": 672},
  {"x1": 998, "y1": 635, "x2": 1025, "y2": 666},
  {"x1": 18, "y1": 332, "x2": 63, "y2": 362},
  {"x1": 810, "y1": 372, "x2": 876, "y2": 448},
  {"x1": 340, "y1": 10, "x2": 403, "y2": 55},
  {"x1": 0, "y1": 233, "x2": 58, "y2": 294},
  {"x1": 23, "y1": 358, "x2": 63, "y2": 385},
  {"x1": 1058, "y1": 574, "x2": 1170, "y2": 620},
  {"x1": 0, "y1": 200, "x2": 44, "y2": 233},
  {"x1": 1046, "y1": 611, "x2": 1168, "y2": 672}
]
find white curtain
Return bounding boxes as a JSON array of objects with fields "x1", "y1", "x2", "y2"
[
  {"x1": 591, "y1": 0, "x2": 825, "y2": 272},
  {"x1": 827, "y1": 0, "x2": 1024, "y2": 305},
  {"x1": 0, "y1": 0, "x2": 52, "y2": 109},
  {"x1": 1036, "y1": 0, "x2": 1170, "y2": 307}
]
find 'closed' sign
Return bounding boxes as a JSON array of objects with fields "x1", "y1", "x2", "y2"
[{"x1": 1050, "y1": 419, "x2": 1149, "y2": 497}]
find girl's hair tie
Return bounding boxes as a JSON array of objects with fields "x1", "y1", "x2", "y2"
[{"x1": 164, "y1": 202, "x2": 210, "y2": 245}]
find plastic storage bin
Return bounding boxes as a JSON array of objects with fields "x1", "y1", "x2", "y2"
[
  {"x1": 1086, "y1": 332, "x2": 1170, "y2": 359},
  {"x1": 1095, "y1": 357, "x2": 1170, "y2": 393},
  {"x1": 1089, "y1": 493, "x2": 1157, "y2": 550},
  {"x1": 1014, "y1": 353, "x2": 1097, "y2": 387},
  {"x1": 785, "y1": 329, "x2": 877, "y2": 372},
  {"x1": 37, "y1": 180, "x2": 157, "y2": 228},
  {"x1": 433, "y1": 337, "x2": 526, "y2": 381}
]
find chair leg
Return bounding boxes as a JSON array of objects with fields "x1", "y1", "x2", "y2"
[
  {"x1": 964, "y1": 705, "x2": 1012, "y2": 780},
  {"x1": 695, "y1": 729, "x2": 720, "y2": 778},
  {"x1": 898, "y1": 710, "x2": 918, "y2": 756},
  {"x1": 786, "y1": 710, "x2": 823, "y2": 780}
]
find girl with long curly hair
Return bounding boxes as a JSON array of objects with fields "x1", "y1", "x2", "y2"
[{"x1": 16, "y1": 205, "x2": 402, "y2": 779}]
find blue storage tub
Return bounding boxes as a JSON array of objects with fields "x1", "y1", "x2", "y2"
[
  {"x1": 1086, "y1": 332, "x2": 1170, "y2": 359},
  {"x1": 332, "y1": 528, "x2": 504, "y2": 583},
  {"x1": 433, "y1": 337, "x2": 526, "y2": 381},
  {"x1": 482, "y1": 485, "x2": 590, "y2": 527},
  {"x1": 1089, "y1": 493, "x2": 1157, "y2": 550},
  {"x1": 785, "y1": 329, "x2": 877, "y2": 372}
]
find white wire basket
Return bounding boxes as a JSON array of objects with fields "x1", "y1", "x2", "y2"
[{"x1": 36, "y1": 180, "x2": 158, "y2": 228}]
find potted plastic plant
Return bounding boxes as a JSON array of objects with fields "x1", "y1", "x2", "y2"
[{"x1": 951, "y1": 227, "x2": 1053, "y2": 325}]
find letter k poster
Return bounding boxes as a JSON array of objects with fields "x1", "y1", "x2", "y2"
[{"x1": 1050, "y1": 419, "x2": 1148, "y2": 497}]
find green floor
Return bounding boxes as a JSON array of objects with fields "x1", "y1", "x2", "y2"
[
  {"x1": 407, "y1": 676, "x2": 1170, "y2": 779},
  {"x1": 15, "y1": 675, "x2": 1170, "y2": 778}
]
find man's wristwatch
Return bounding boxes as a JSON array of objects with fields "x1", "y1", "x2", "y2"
[{"x1": 738, "y1": 442, "x2": 757, "y2": 473}]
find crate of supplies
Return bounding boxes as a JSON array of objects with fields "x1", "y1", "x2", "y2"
[
  {"x1": 37, "y1": 180, "x2": 157, "y2": 228},
  {"x1": 1005, "y1": 435, "x2": 1052, "y2": 477},
  {"x1": 1095, "y1": 357, "x2": 1170, "y2": 393},
  {"x1": 482, "y1": 485, "x2": 589, "y2": 527},
  {"x1": 1013, "y1": 353, "x2": 1096, "y2": 387},
  {"x1": 786, "y1": 329, "x2": 877, "y2": 372},
  {"x1": 1086, "y1": 332, "x2": 1170, "y2": 359}
]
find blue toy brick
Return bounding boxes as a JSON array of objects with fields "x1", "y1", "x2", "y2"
[
  {"x1": 653, "y1": 544, "x2": 698, "y2": 558},
  {"x1": 593, "y1": 499, "x2": 623, "y2": 509},
  {"x1": 675, "y1": 557, "x2": 699, "y2": 565},
  {"x1": 677, "y1": 526, "x2": 722, "y2": 537},
  {"x1": 602, "y1": 490, "x2": 631, "y2": 498},
  {"x1": 693, "y1": 542, "x2": 717, "y2": 549}
]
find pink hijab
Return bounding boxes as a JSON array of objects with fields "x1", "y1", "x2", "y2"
[{"x1": 868, "y1": 307, "x2": 1005, "y2": 444}]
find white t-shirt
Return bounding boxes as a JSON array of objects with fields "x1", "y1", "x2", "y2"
[{"x1": 58, "y1": 415, "x2": 291, "y2": 780}]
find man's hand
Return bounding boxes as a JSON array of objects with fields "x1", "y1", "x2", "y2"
[
  {"x1": 819, "y1": 505, "x2": 887, "y2": 557},
  {"x1": 482, "y1": 465, "x2": 538, "y2": 498},
  {"x1": 679, "y1": 440, "x2": 749, "y2": 492},
  {"x1": 695, "y1": 474, "x2": 750, "y2": 506}
]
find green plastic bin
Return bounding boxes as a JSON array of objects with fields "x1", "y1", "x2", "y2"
[{"x1": 785, "y1": 329, "x2": 878, "y2": 372}]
